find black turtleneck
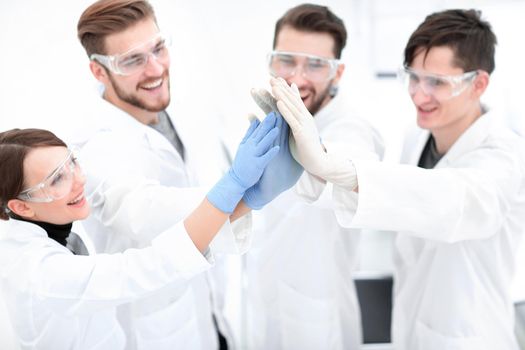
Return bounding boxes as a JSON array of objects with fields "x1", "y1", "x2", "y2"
[{"x1": 17, "y1": 217, "x2": 72, "y2": 247}]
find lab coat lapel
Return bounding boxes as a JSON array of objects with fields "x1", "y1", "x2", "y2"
[
  {"x1": 434, "y1": 110, "x2": 493, "y2": 169},
  {"x1": 403, "y1": 128, "x2": 430, "y2": 166}
]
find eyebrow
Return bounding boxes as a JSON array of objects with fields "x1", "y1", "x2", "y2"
[{"x1": 44, "y1": 152, "x2": 71, "y2": 181}]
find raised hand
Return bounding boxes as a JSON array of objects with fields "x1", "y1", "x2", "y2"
[{"x1": 207, "y1": 113, "x2": 280, "y2": 213}]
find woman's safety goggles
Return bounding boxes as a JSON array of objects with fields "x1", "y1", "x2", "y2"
[
  {"x1": 18, "y1": 149, "x2": 83, "y2": 203},
  {"x1": 268, "y1": 51, "x2": 340, "y2": 82},
  {"x1": 398, "y1": 66, "x2": 478, "y2": 101},
  {"x1": 90, "y1": 32, "x2": 171, "y2": 76}
]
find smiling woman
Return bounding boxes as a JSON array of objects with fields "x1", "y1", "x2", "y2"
[{"x1": 0, "y1": 119, "x2": 285, "y2": 349}]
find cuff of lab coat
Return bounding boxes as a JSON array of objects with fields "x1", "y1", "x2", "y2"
[
  {"x1": 332, "y1": 182, "x2": 359, "y2": 228},
  {"x1": 294, "y1": 172, "x2": 327, "y2": 203},
  {"x1": 153, "y1": 222, "x2": 214, "y2": 279},
  {"x1": 209, "y1": 212, "x2": 252, "y2": 254}
]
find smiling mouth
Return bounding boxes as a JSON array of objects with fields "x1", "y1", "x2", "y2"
[
  {"x1": 418, "y1": 106, "x2": 438, "y2": 113},
  {"x1": 140, "y1": 78, "x2": 163, "y2": 90},
  {"x1": 67, "y1": 193, "x2": 84, "y2": 205}
]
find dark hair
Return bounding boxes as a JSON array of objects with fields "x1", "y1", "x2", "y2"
[
  {"x1": 0, "y1": 129, "x2": 67, "y2": 220},
  {"x1": 404, "y1": 9, "x2": 497, "y2": 74},
  {"x1": 77, "y1": 0, "x2": 156, "y2": 57},
  {"x1": 274, "y1": 3, "x2": 347, "y2": 59}
]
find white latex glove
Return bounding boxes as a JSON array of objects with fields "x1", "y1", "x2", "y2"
[{"x1": 270, "y1": 77, "x2": 358, "y2": 190}]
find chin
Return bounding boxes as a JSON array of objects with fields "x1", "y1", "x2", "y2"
[
  {"x1": 416, "y1": 117, "x2": 434, "y2": 130},
  {"x1": 78, "y1": 206, "x2": 91, "y2": 221}
]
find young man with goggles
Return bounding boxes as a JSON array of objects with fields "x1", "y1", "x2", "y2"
[
  {"x1": 272, "y1": 8, "x2": 525, "y2": 350},
  {"x1": 241, "y1": 4, "x2": 384, "y2": 349},
  {"x1": 72, "y1": 0, "x2": 298, "y2": 349}
]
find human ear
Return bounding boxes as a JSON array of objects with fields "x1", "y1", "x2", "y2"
[
  {"x1": 333, "y1": 63, "x2": 345, "y2": 86},
  {"x1": 472, "y1": 70, "x2": 490, "y2": 98},
  {"x1": 7, "y1": 199, "x2": 35, "y2": 219},
  {"x1": 89, "y1": 61, "x2": 110, "y2": 84}
]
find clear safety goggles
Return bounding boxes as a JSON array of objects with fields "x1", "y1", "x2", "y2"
[
  {"x1": 18, "y1": 149, "x2": 84, "y2": 203},
  {"x1": 398, "y1": 66, "x2": 478, "y2": 101},
  {"x1": 268, "y1": 50, "x2": 340, "y2": 82},
  {"x1": 90, "y1": 32, "x2": 171, "y2": 76}
]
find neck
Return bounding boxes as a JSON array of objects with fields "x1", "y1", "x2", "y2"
[
  {"x1": 103, "y1": 91, "x2": 159, "y2": 125},
  {"x1": 432, "y1": 103, "x2": 483, "y2": 154}
]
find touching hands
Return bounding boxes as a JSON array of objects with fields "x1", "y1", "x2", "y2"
[
  {"x1": 243, "y1": 111, "x2": 304, "y2": 209},
  {"x1": 207, "y1": 113, "x2": 280, "y2": 213},
  {"x1": 270, "y1": 77, "x2": 358, "y2": 190},
  {"x1": 270, "y1": 77, "x2": 329, "y2": 177}
]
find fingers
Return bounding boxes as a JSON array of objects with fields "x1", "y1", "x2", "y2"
[
  {"x1": 251, "y1": 88, "x2": 278, "y2": 115},
  {"x1": 274, "y1": 113, "x2": 283, "y2": 134},
  {"x1": 280, "y1": 117, "x2": 290, "y2": 146},
  {"x1": 273, "y1": 81, "x2": 309, "y2": 117},
  {"x1": 291, "y1": 83, "x2": 301, "y2": 97},
  {"x1": 271, "y1": 85, "x2": 304, "y2": 123},
  {"x1": 270, "y1": 78, "x2": 311, "y2": 118},
  {"x1": 241, "y1": 118, "x2": 260, "y2": 143},
  {"x1": 276, "y1": 100, "x2": 302, "y2": 135},
  {"x1": 258, "y1": 145, "x2": 280, "y2": 166},
  {"x1": 252, "y1": 111, "x2": 277, "y2": 142},
  {"x1": 274, "y1": 113, "x2": 288, "y2": 147},
  {"x1": 256, "y1": 126, "x2": 279, "y2": 154},
  {"x1": 247, "y1": 113, "x2": 260, "y2": 122}
]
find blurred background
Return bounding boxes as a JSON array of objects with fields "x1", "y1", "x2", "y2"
[{"x1": 1, "y1": 0, "x2": 524, "y2": 348}]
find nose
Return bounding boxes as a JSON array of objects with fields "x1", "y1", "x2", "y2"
[
  {"x1": 286, "y1": 64, "x2": 309, "y2": 87},
  {"x1": 72, "y1": 166, "x2": 87, "y2": 188},
  {"x1": 410, "y1": 83, "x2": 433, "y2": 105},
  {"x1": 143, "y1": 52, "x2": 167, "y2": 76}
]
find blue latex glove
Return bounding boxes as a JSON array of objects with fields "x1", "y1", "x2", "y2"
[
  {"x1": 207, "y1": 113, "x2": 280, "y2": 213},
  {"x1": 243, "y1": 112, "x2": 304, "y2": 209}
]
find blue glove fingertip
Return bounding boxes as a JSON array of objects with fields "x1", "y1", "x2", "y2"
[{"x1": 241, "y1": 118, "x2": 260, "y2": 143}]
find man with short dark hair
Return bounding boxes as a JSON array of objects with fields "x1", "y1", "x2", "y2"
[
  {"x1": 243, "y1": 4, "x2": 384, "y2": 349},
  {"x1": 272, "y1": 8, "x2": 525, "y2": 349}
]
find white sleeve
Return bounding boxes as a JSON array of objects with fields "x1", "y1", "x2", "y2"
[
  {"x1": 14, "y1": 223, "x2": 212, "y2": 317},
  {"x1": 294, "y1": 115, "x2": 382, "y2": 203},
  {"x1": 209, "y1": 212, "x2": 252, "y2": 254},
  {"x1": 294, "y1": 172, "x2": 327, "y2": 203},
  {"x1": 336, "y1": 142, "x2": 523, "y2": 242},
  {"x1": 89, "y1": 180, "x2": 251, "y2": 254}
]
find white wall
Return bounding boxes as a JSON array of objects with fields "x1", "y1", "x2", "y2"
[{"x1": 1, "y1": 0, "x2": 524, "y2": 348}]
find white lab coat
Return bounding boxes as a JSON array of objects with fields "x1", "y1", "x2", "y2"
[
  {"x1": 0, "y1": 217, "x2": 214, "y2": 350},
  {"x1": 69, "y1": 94, "x2": 248, "y2": 349},
  {"x1": 244, "y1": 95, "x2": 384, "y2": 349},
  {"x1": 301, "y1": 109, "x2": 525, "y2": 350}
]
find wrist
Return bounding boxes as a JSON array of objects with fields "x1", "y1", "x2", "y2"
[
  {"x1": 207, "y1": 170, "x2": 247, "y2": 214},
  {"x1": 242, "y1": 186, "x2": 264, "y2": 210},
  {"x1": 321, "y1": 154, "x2": 358, "y2": 190}
]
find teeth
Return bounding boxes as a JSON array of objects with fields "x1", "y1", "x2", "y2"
[
  {"x1": 68, "y1": 194, "x2": 84, "y2": 205},
  {"x1": 142, "y1": 79, "x2": 162, "y2": 89}
]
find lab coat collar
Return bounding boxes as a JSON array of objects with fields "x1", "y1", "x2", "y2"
[
  {"x1": 409, "y1": 107, "x2": 496, "y2": 168},
  {"x1": 15, "y1": 217, "x2": 72, "y2": 247},
  {"x1": 435, "y1": 108, "x2": 495, "y2": 168},
  {"x1": 93, "y1": 94, "x2": 185, "y2": 161},
  {"x1": 6, "y1": 219, "x2": 49, "y2": 240},
  {"x1": 6, "y1": 219, "x2": 96, "y2": 255}
]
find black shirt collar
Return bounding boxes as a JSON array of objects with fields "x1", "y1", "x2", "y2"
[{"x1": 16, "y1": 217, "x2": 72, "y2": 247}]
